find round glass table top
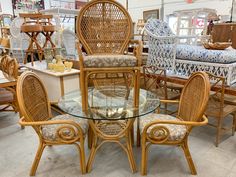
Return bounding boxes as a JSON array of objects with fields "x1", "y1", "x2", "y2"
[{"x1": 58, "y1": 86, "x2": 160, "y2": 120}]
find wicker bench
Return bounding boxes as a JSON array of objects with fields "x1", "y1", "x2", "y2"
[{"x1": 174, "y1": 45, "x2": 236, "y2": 85}]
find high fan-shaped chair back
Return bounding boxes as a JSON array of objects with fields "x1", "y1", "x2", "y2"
[{"x1": 76, "y1": 0, "x2": 133, "y2": 54}]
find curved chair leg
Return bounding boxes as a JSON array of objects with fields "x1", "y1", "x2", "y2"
[
  {"x1": 86, "y1": 135, "x2": 98, "y2": 173},
  {"x1": 126, "y1": 134, "x2": 137, "y2": 173},
  {"x1": 30, "y1": 142, "x2": 46, "y2": 176},
  {"x1": 181, "y1": 140, "x2": 197, "y2": 175},
  {"x1": 74, "y1": 142, "x2": 86, "y2": 174}
]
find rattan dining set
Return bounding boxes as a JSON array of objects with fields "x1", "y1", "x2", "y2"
[{"x1": 1, "y1": 0, "x2": 236, "y2": 176}]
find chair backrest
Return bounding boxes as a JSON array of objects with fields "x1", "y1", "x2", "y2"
[
  {"x1": 142, "y1": 66, "x2": 167, "y2": 100},
  {"x1": 16, "y1": 71, "x2": 51, "y2": 124},
  {"x1": 76, "y1": 0, "x2": 132, "y2": 55},
  {"x1": 206, "y1": 72, "x2": 225, "y2": 116},
  {"x1": 144, "y1": 19, "x2": 177, "y2": 72},
  {"x1": 145, "y1": 19, "x2": 174, "y2": 37},
  {"x1": 0, "y1": 55, "x2": 18, "y2": 79},
  {"x1": 177, "y1": 72, "x2": 210, "y2": 122}
]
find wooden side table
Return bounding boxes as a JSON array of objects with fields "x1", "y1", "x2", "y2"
[{"x1": 24, "y1": 60, "x2": 80, "y2": 103}]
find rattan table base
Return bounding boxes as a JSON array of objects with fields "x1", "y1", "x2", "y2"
[{"x1": 87, "y1": 119, "x2": 137, "y2": 173}]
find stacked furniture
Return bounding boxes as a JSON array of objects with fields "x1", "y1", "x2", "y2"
[
  {"x1": 19, "y1": 13, "x2": 56, "y2": 65},
  {"x1": 0, "y1": 55, "x2": 18, "y2": 112}
]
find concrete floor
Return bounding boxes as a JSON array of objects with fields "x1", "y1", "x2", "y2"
[{"x1": 1, "y1": 111, "x2": 236, "y2": 177}]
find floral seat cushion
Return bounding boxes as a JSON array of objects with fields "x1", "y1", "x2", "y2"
[
  {"x1": 176, "y1": 45, "x2": 236, "y2": 64},
  {"x1": 41, "y1": 114, "x2": 88, "y2": 141},
  {"x1": 83, "y1": 55, "x2": 137, "y2": 68},
  {"x1": 140, "y1": 114, "x2": 187, "y2": 141}
]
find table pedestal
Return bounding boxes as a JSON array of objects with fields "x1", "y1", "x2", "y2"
[{"x1": 87, "y1": 119, "x2": 137, "y2": 173}]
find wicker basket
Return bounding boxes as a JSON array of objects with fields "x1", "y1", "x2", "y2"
[{"x1": 203, "y1": 42, "x2": 232, "y2": 50}]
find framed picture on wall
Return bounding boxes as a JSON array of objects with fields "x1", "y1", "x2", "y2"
[
  {"x1": 75, "y1": 0, "x2": 87, "y2": 10},
  {"x1": 143, "y1": 9, "x2": 159, "y2": 22},
  {"x1": 12, "y1": 0, "x2": 45, "y2": 17}
]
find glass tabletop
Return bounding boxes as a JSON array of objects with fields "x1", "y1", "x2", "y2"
[{"x1": 58, "y1": 86, "x2": 160, "y2": 120}]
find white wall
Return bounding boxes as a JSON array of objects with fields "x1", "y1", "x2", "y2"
[
  {"x1": 0, "y1": 0, "x2": 233, "y2": 21},
  {"x1": 117, "y1": 0, "x2": 232, "y2": 23},
  {"x1": 0, "y1": 0, "x2": 13, "y2": 15}
]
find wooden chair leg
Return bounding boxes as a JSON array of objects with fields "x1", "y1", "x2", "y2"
[
  {"x1": 141, "y1": 137, "x2": 148, "y2": 176},
  {"x1": 86, "y1": 135, "x2": 98, "y2": 173},
  {"x1": 130, "y1": 124, "x2": 134, "y2": 146},
  {"x1": 181, "y1": 140, "x2": 197, "y2": 175},
  {"x1": 136, "y1": 118, "x2": 141, "y2": 147},
  {"x1": 232, "y1": 113, "x2": 236, "y2": 136},
  {"x1": 87, "y1": 126, "x2": 93, "y2": 149},
  {"x1": 80, "y1": 71, "x2": 86, "y2": 111},
  {"x1": 216, "y1": 118, "x2": 223, "y2": 147},
  {"x1": 74, "y1": 142, "x2": 86, "y2": 174},
  {"x1": 126, "y1": 134, "x2": 137, "y2": 173},
  {"x1": 30, "y1": 142, "x2": 46, "y2": 176}
]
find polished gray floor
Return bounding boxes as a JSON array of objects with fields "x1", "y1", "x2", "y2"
[{"x1": 0, "y1": 110, "x2": 236, "y2": 177}]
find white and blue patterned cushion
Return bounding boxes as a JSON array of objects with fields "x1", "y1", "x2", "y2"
[
  {"x1": 83, "y1": 55, "x2": 137, "y2": 67},
  {"x1": 176, "y1": 45, "x2": 236, "y2": 64},
  {"x1": 41, "y1": 114, "x2": 88, "y2": 141},
  {"x1": 140, "y1": 114, "x2": 187, "y2": 141},
  {"x1": 145, "y1": 19, "x2": 174, "y2": 36}
]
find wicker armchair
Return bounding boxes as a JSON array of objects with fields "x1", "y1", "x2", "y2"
[
  {"x1": 0, "y1": 55, "x2": 18, "y2": 112},
  {"x1": 140, "y1": 71, "x2": 210, "y2": 175},
  {"x1": 76, "y1": 0, "x2": 142, "y2": 111},
  {"x1": 144, "y1": 19, "x2": 177, "y2": 72},
  {"x1": 17, "y1": 71, "x2": 88, "y2": 176},
  {"x1": 136, "y1": 66, "x2": 181, "y2": 146},
  {"x1": 205, "y1": 73, "x2": 236, "y2": 146}
]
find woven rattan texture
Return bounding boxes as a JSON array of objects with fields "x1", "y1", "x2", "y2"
[
  {"x1": 77, "y1": 0, "x2": 132, "y2": 54},
  {"x1": 178, "y1": 73, "x2": 210, "y2": 122},
  {"x1": 0, "y1": 55, "x2": 18, "y2": 79},
  {"x1": 22, "y1": 75, "x2": 50, "y2": 122}
]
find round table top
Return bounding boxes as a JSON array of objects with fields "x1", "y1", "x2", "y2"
[{"x1": 58, "y1": 86, "x2": 160, "y2": 120}]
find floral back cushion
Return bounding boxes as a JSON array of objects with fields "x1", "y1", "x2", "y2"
[{"x1": 145, "y1": 19, "x2": 174, "y2": 36}]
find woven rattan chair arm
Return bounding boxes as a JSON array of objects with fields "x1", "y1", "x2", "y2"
[
  {"x1": 160, "y1": 99, "x2": 179, "y2": 103},
  {"x1": 143, "y1": 115, "x2": 208, "y2": 133},
  {"x1": 19, "y1": 117, "x2": 84, "y2": 134}
]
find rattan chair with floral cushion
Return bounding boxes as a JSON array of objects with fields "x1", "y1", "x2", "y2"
[
  {"x1": 140, "y1": 71, "x2": 210, "y2": 175},
  {"x1": 0, "y1": 55, "x2": 18, "y2": 112},
  {"x1": 205, "y1": 73, "x2": 236, "y2": 147},
  {"x1": 136, "y1": 66, "x2": 181, "y2": 146},
  {"x1": 76, "y1": 0, "x2": 142, "y2": 111},
  {"x1": 16, "y1": 71, "x2": 88, "y2": 176}
]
